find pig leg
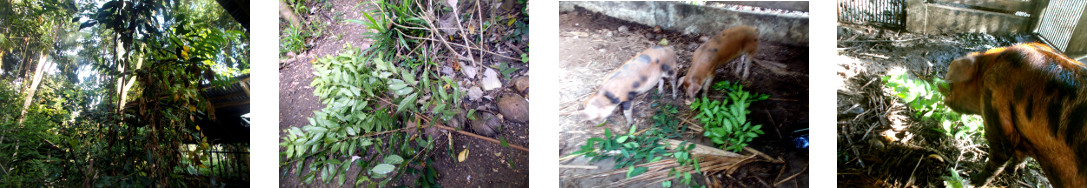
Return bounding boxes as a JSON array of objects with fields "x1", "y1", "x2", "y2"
[
  {"x1": 741, "y1": 54, "x2": 751, "y2": 81},
  {"x1": 620, "y1": 100, "x2": 633, "y2": 124},
  {"x1": 658, "y1": 77, "x2": 664, "y2": 95},
  {"x1": 665, "y1": 71, "x2": 673, "y2": 98},
  {"x1": 701, "y1": 75, "x2": 714, "y2": 99},
  {"x1": 971, "y1": 133, "x2": 1016, "y2": 186}
]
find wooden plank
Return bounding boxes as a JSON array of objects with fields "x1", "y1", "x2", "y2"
[{"x1": 932, "y1": 0, "x2": 1035, "y2": 13}]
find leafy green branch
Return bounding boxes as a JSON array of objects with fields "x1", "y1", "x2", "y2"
[
  {"x1": 882, "y1": 70, "x2": 983, "y2": 138},
  {"x1": 692, "y1": 81, "x2": 769, "y2": 152}
]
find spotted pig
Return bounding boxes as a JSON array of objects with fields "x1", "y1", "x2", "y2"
[{"x1": 583, "y1": 46, "x2": 678, "y2": 124}]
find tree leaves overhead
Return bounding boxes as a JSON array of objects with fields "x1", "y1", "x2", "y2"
[{"x1": 0, "y1": 0, "x2": 250, "y2": 186}]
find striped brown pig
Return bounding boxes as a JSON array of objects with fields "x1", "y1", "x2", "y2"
[{"x1": 940, "y1": 42, "x2": 1087, "y2": 187}]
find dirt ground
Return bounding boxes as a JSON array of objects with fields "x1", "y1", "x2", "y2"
[
  {"x1": 835, "y1": 24, "x2": 1052, "y2": 187},
  {"x1": 278, "y1": 0, "x2": 529, "y2": 187},
  {"x1": 556, "y1": 7, "x2": 809, "y2": 187}
]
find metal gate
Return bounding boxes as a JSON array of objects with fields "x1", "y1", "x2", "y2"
[
  {"x1": 838, "y1": 0, "x2": 907, "y2": 29},
  {"x1": 1037, "y1": 0, "x2": 1087, "y2": 52},
  {"x1": 208, "y1": 144, "x2": 249, "y2": 181}
]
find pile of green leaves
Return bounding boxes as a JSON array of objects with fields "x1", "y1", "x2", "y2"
[
  {"x1": 280, "y1": 44, "x2": 433, "y2": 186},
  {"x1": 882, "y1": 70, "x2": 983, "y2": 138},
  {"x1": 281, "y1": 0, "x2": 470, "y2": 186},
  {"x1": 692, "y1": 81, "x2": 769, "y2": 152},
  {"x1": 571, "y1": 103, "x2": 702, "y2": 187}
]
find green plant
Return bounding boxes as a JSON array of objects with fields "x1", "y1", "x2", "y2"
[
  {"x1": 692, "y1": 81, "x2": 768, "y2": 152},
  {"x1": 281, "y1": 25, "x2": 306, "y2": 54},
  {"x1": 663, "y1": 141, "x2": 700, "y2": 187},
  {"x1": 942, "y1": 168, "x2": 965, "y2": 188},
  {"x1": 283, "y1": 0, "x2": 475, "y2": 186},
  {"x1": 570, "y1": 104, "x2": 700, "y2": 187},
  {"x1": 491, "y1": 62, "x2": 519, "y2": 80},
  {"x1": 882, "y1": 69, "x2": 983, "y2": 138}
]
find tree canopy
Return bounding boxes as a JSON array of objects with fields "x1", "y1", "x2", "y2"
[{"x1": 0, "y1": 0, "x2": 249, "y2": 186}]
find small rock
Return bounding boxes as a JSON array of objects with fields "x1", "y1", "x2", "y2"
[
  {"x1": 618, "y1": 25, "x2": 629, "y2": 33},
  {"x1": 598, "y1": 48, "x2": 607, "y2": 53},
  {"x1": 514, "y1": 76, "x2": 529, "y2": 97},
  {"x1": 498, "y1": 94, "x2": 529, "y2": 123},
  {"x1": 700, "y1": 36, "x2": 710, "y2": 42},
  {"x1": 462, "y1": 65, "x2": 478, "y2": 79},
  {"x1": 468, "y1": 86, "x2": 484, "y2": 101},
  {"x1": 471, "y1": 112, "x2": 501, "y2": 136},
  {"x1": 441, "y1": 66, "x2": 455, "y2": 76},
  {"x1": 688, "y1": 43, "x2": 700, "y2": 51},
  {"x1": 446, "y1": 113, "x2": 466, "y2": 130},
  {"x1": 481, "y1": 68, "x2": 502, "y2": 90},
  {"x1": 645, "y1": 33, "x2": 655, "y2": 40},
  {"x1": 605, "y1": 31, "x2": 612, "y2": 38}
]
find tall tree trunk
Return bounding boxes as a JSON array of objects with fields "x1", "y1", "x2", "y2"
[
  {"x1": 18, "y1": 51, "x2": 49, "y2": 125},
  {"x1": 118, "y1": 56, "x2": 142, "y2": 113}
]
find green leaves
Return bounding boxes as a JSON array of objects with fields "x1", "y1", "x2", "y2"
[
  {"x1": 371, "y1": 164, "x2": 396, "y2": 175},
  {"x1": 694, "y1": 80, "x2": 768, "y2": 152},
  {"x1": 882, "y1": 70, "x2": 983, "y2": 138},
  {"x1": 383, "y1": 154, "x2": 404, "y2": 164}
]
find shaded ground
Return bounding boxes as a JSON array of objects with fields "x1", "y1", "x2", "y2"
[
  {"x1": 835, "y1": 24, "x2": 1052, "y2": 187},
  {"x1": 557, "y1": 7, "x2": 809, "y2": 187},
  {"x1": 278, "y1": 0, "x2": 529, "y2": 187}
]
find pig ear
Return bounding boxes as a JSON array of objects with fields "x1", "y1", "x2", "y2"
[{"x1": 946, "y1": 55, "x2": 978, "y2": 83}]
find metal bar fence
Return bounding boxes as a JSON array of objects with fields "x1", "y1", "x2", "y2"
[
  {"x1": 1037, "y1": 0, "x2": 1087, "y2": 52},
  {"x1": 838, "y1": 0, "x2": 907, "y2": 29}
]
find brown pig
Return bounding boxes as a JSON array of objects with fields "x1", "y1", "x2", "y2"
[
  {"x1": 680, "y1": 26, "x2": 759, "y2": 101},
  {"x1": 583, "y1": 46, "x2": 678, "y2": 124},
  {"x1": 940, "y1": 42, "x2": 1087, "y2": 187}
]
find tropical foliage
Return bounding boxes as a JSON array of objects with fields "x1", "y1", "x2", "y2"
[{"x1": 0, "y1": 0, "x2": 249, "y2": 186}]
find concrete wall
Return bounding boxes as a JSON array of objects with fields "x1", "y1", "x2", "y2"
[
  {"x1": 931, "y1": 0, "x2": 1036, "y2": 12},
  {"x1": 906, "y1": 0, "x2": 1033, "y2": 34},
  {"x1": 563, "y1": 1, "x2": 809, "y2": 46},
  {"x1": 711, "y1": 1, "x2": 809, "y2": 12}
]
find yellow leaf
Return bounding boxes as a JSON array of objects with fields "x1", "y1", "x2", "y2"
[
  {"x1": 182, "y1": 46, "x2": 190, "y2": 59},
  {"x1": 457, "y1": 148, "x2": 469, "y2": 162},
  {"x1": 196, "y1": 125, "x2": 201, "y2": 131},
  {"x1": 508, "y1": 14, "x2": 516, "y2": 26},
  {"x1": 468, "y1": 25, "x2": 476, "y2": 35},
  {"x1": 189, "y1": 106, "x2": 196, "y2": 112}
]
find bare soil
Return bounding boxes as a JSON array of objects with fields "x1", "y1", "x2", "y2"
[
  {"x1": 278, "y1": 0, "x2": 529, "y2": 187},
  {"x1": 557, "y1": 7, "x2": 809, "y2": 187},
  {"x1": 835, "y1": 24, "x2": 1051, "y2": 187}
]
